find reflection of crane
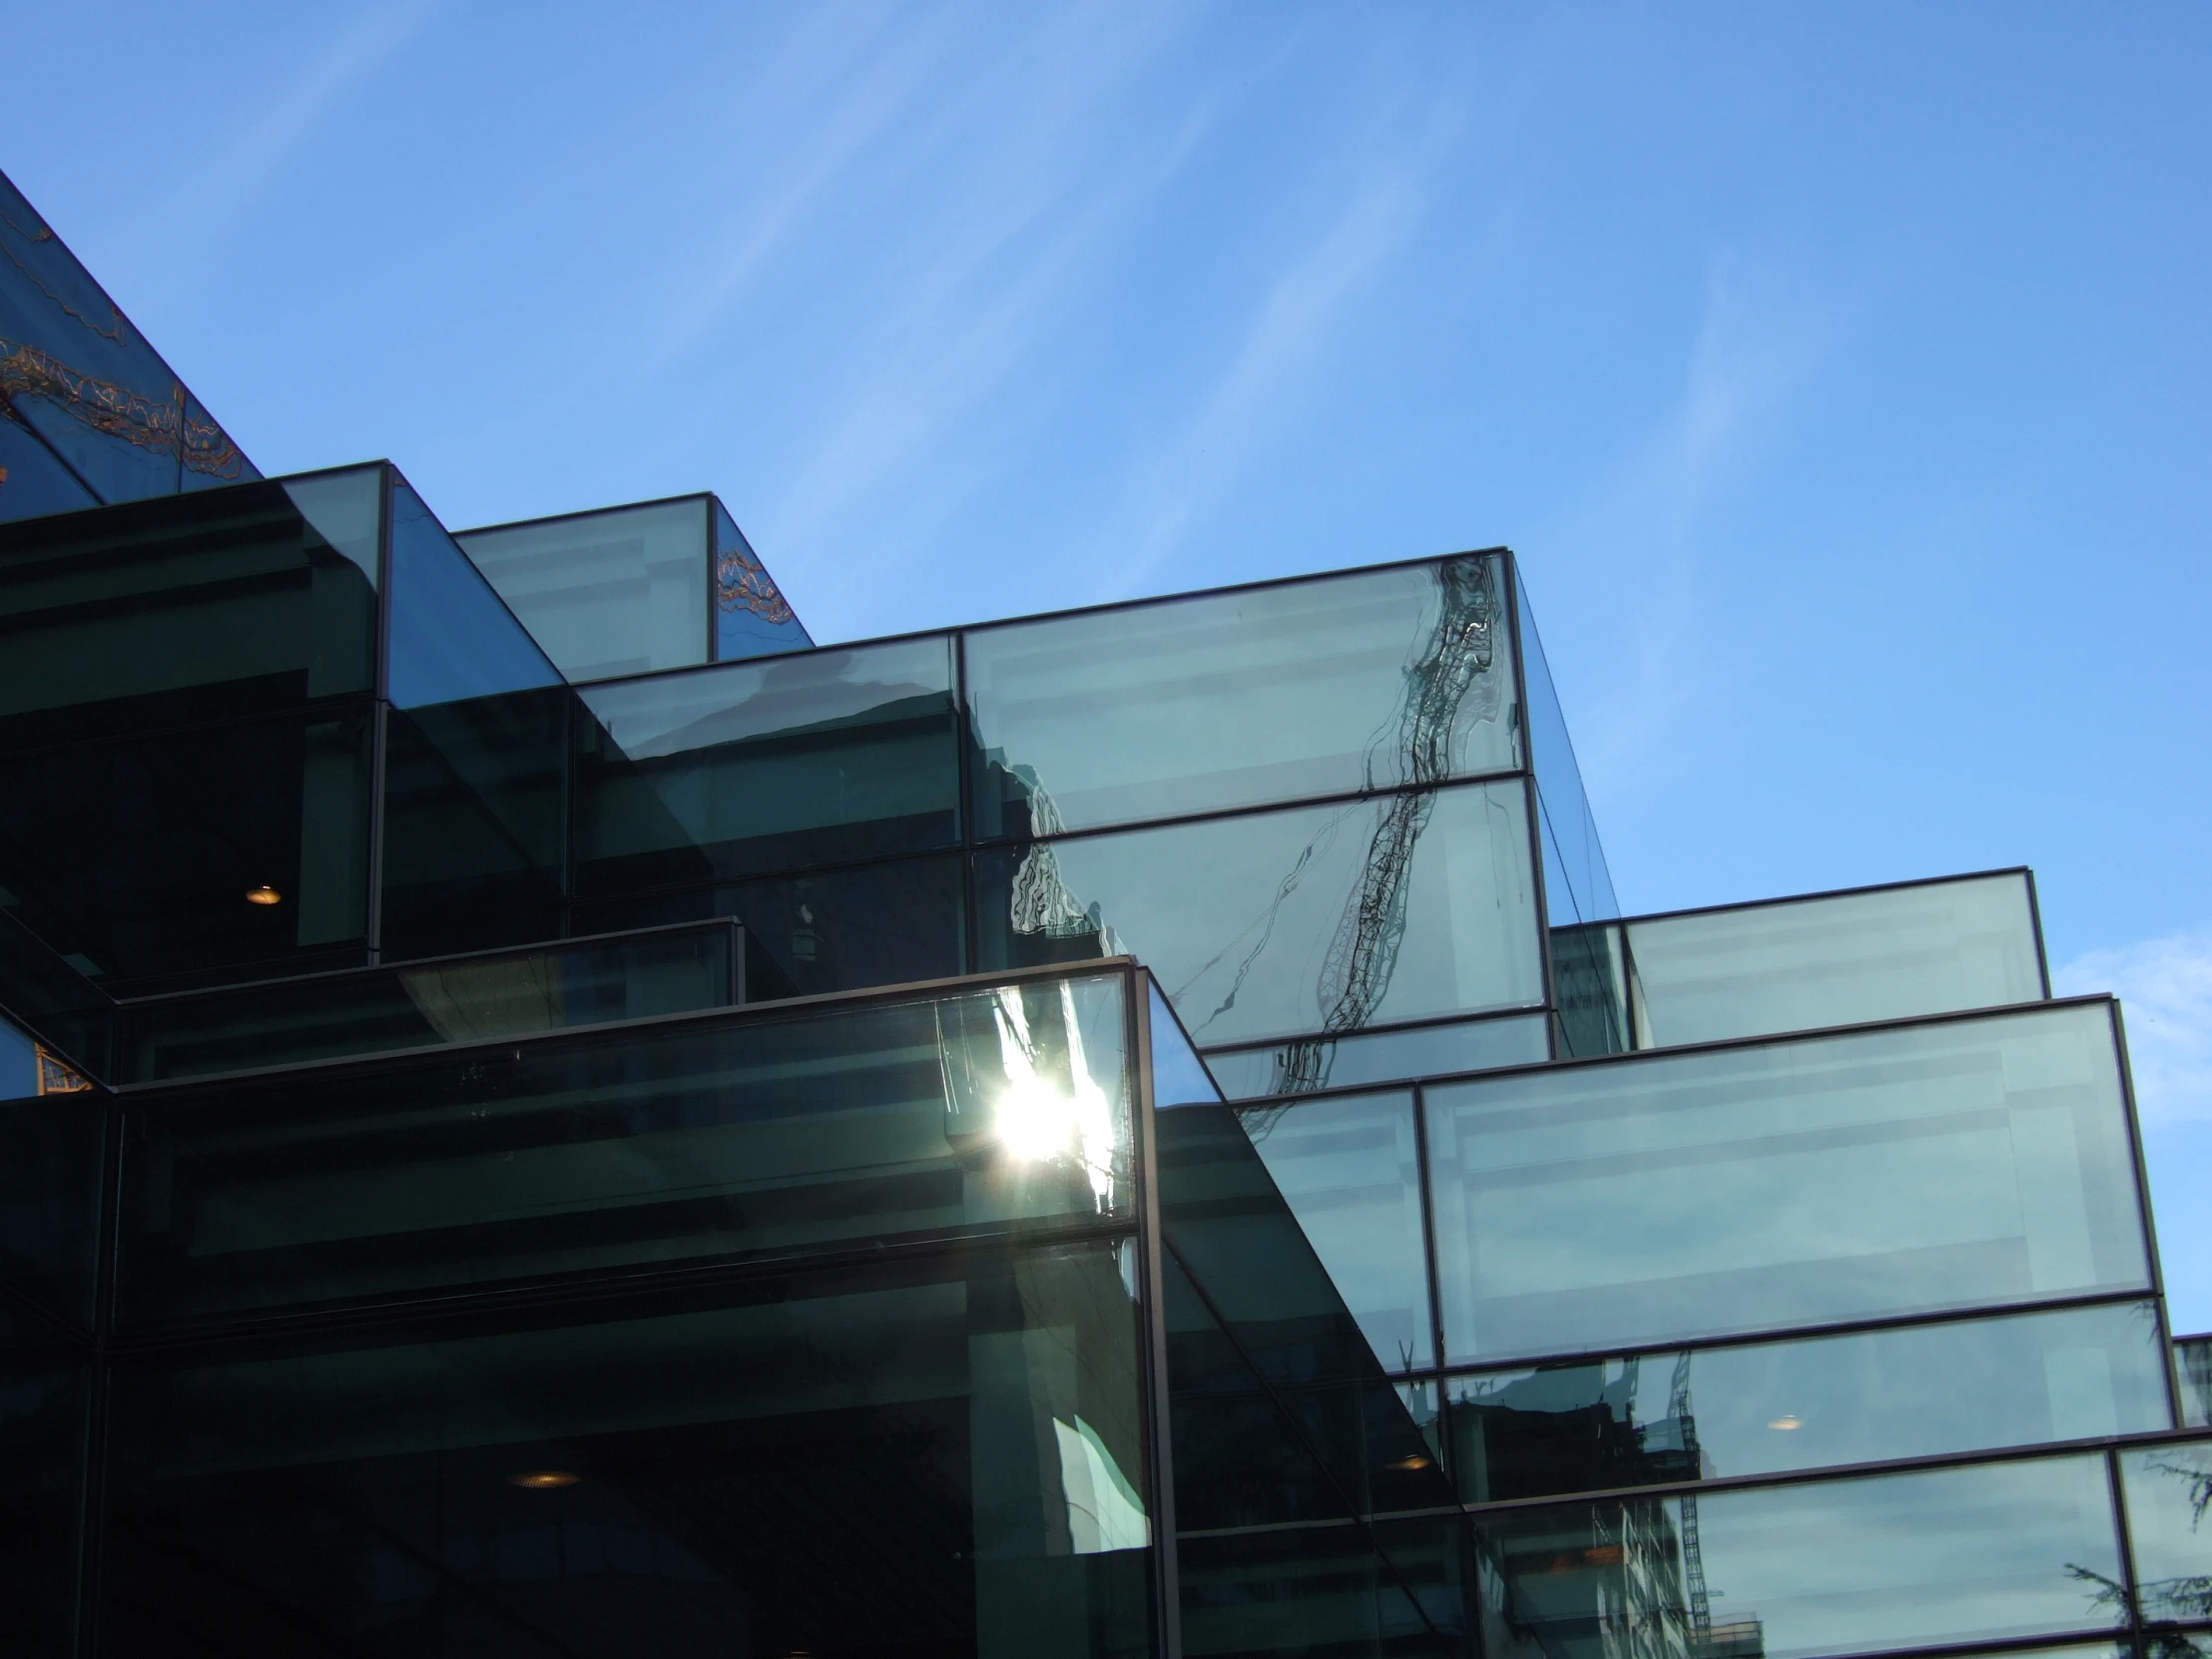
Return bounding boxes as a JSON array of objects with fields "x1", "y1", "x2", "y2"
[
  {"x1": 1670, "y1": 1353, "x2": 1713, "y2": 1657},
  {"x1": 1, "y1": 337, "x2": 248, "y2": 479}
]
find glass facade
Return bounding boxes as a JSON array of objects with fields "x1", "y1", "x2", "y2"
[{"x1": 2, "y1": 165, "x2": 2204, "y2": 1656}]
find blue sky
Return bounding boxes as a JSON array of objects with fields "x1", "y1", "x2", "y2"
[{"x1": 11, "y1": 2, "x2": 2209, "y2": 1326}]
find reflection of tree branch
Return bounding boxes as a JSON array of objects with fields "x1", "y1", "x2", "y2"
[{"x1": 2064, "y1": 1561, "x2": 2128, "y2": 1622}]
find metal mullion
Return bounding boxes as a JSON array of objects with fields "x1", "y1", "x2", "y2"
[
  {"x1": 1614, "y1": 863, "x2": 2041, "y2": 932},
  {"x1": 2105, "y1": 998, "x2": 2183, "y2": 1427},
  {"x1": 1127, "y1": 963, "x2": 1184, "y2": 1659},
  {"x1": 2023, "y1": 865, "x2": 2056, "y2": 999},
  {"x1": 1410, "y1": 1082, "x2": 1449, "y2": 1377},
  {"x1": 448, "y1": 489, "x2": 715, "y2": 541},
  {"x1": 2105, "y1": 1444, "x2": 2143, "y2": 1638}
]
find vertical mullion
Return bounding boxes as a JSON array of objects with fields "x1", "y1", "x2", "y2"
[
  {"x1": 1127, "y1": 965, "x2": 1184, "y2": 1659},
  {"x1": 2105, "y1": 1444, "x2": 2143, "y2": 1644}
]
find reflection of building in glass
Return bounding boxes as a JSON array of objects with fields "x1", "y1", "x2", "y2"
[{"x1": 1, "y1": 164, "x2": 2209, "y2": 1658}]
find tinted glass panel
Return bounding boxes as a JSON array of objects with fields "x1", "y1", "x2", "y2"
[
  {"x1": 0, "y1": 1089, "x2": 106, "y2": 1330},
  {"x1": 1551, "y1": 921, "x2": 1628, "y2": 1058},
  {"x1": 115, "y1": 922, "x2": 742, "y2": 1082},
  {"x1": 0, "y1": 904, "x2": 111, "y2": 1082},
  {"x1": 0, "y1": 415, "x2": 99, "y2": 522},
  {"x1": 0, "y1": 467, "x2": 378, "y2": 753},
  {"x1": 1474, "y1": 1455, "x2": 2122, "y2": 1659},
  {"x1": 1447, "y1": 1302, "x2": 2173, "y2": 1502},
  {"x1": 1514, "y1": 569, "x2": 1616, "y2": 926},
  {"x1": 0, "y1": 1013, "x2": 32, "y2": 1100},
  {"x1": 976, "y1": 779, "x2": 1543, "y2": 1048},
  {"x1": 1178, "y1": 1519, "x2": 1455, "y2": 1659},
  {"x1": 1147, "y1": 978, "x2": 1224, "y2": 1110},
  {"x1": 1205, "y1": 1013, "x2": 1550, "y2": 1100},
  {"x1": 2182, "y1": 1336, "x2": 2212, "y2": 1429},
  {"x1": 712, "y1": 499, "x2": 812, "y2": 661},
  {"x1": 117, "y1": 971, "x2": 1134, "y2": 1328},
  {"x1": 0, "y1": 1357, "x2": 88, "y2": 1657},
  {"x1": 103, "y1": 1242, "x2": 1154, "y2": 1658},
  {"x1": 457, "y1": 497, "x2": 713, "y2": 683},
  {"x1": 386, "y1": 477, "x2": 562, "y2": 711},
  {"x1": 1427, "y1": 1002, "x2": 2150, "y2": 1364},
  {"x1": 1628, "y1": 872, "x2": 2047, "y2": 1047},
  {"x1": 2120, "y1": 1440, "x2": 2212, "y2": 1623},
  {"x1": 0, "y1": 704, "x2": 374, "y2": 987},
  {"x1": 576, "y1": 637, "x2": 959, "y2": 890},
  {"x1": 966, "y1": 555, "x2": 1516, "y2": 838},
  {"x1": 1238, "y1": 1091, "x2": 1432, "y2": 1374}
]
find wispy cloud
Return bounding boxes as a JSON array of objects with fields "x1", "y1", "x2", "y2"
[{"x1": 2057, "y1": 928, "x2": 2212, "y2": 1125}]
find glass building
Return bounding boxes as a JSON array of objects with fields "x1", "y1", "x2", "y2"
[{"x1": 2, "y1": 166, "x2": 2207, "y2": 1659}]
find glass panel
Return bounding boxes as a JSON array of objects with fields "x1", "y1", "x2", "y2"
[
  {"x1": 455, "y1": 497, "x2": 713, "y2": 683},
  {"x1": 0, "y1": 704, "x2": 374, "y2": 987},
  {"x1": 1427, "y1": 1001, "x2": 2151, "y2": 1365},
  {"x1": 0, "y1": 1358, "x2": 88, "y2": 1657},
  {"x1": 0, "y1": 466, "x2": 379, "y2": 754},
  {"x1": 2182, "y1": 1336, "x2": 2212, "y2": 1429},
  {"x1": 1178, "y1": 1518, "x2": 1456, "y2": 1658},
  {"x1": 1204, "y1": 1012, "x2": 1550, "y2": 1099},
  {"x1": 1474, "y1": 1455, "x2": 2123, "y2": 1659},
  {"x1": 114, "y1": 922, "x2": 742, "y2": 1083},
  {"x1": 572, "y1": 853, "x2": 966, "y2": 1003},
  {"x1": 385, "y1": 476, "x2": 562, "y2": 711},
  {"x1": 0, "y1": 1011, "x2": 32, "y2": 1100},
  {"x1": 1446, "y1": 1302, "x2": 2174, "y2": 1503},
  {"x1": 1237, "y1": 1091, "x2": 1432, "y2": 1374},
  {"x1": 1627, "y1": 873, "x2": 2048, "y2": 1048},
  {"x1": 0, "y1": 414, "x2": 98, "y2": 522},
  {"x1": 0, "y1": 1089, "x2": 106, "y2": 1331},
  {"x1": 576, "y1": 637, "x2": 959, "y2": 890},
  {"x1": 712, "y1": 499, "x2": 812, "y2": 661},
  {"x1": 1147, "y1": 978, "x2": 1224, "y2": 1109},
  {"x1": 103, "y1": 1241, "x2": 1154, "y2": 1658},
  {"x1": 976, "y1": 779, "x2": 1544, "y2": 1048},
  {"x1": 1514, "y1": 569, "x2": 1617, "y2": 926},
  {"x1": 117, "y1": 971, "x2": 1134, "y2": 1328},
  {"x1": 2121, "y1": 1441, "x2": 2212, "y2": 1624},
  {"x1": 1552, "y1": 921, "x2": 1628, "y2": 1058},
  {"x1": 966, "y1": 555, "x2": 1517, "y2": 838},
  {"x1": 378, "y1": 688, "x2": 568, "y2": 959}
]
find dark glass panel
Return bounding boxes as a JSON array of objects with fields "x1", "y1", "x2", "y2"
[
  {"x1": 0, "y1": 1089, "x2": 106, "y2": 1331},
  {"x1": 1157, "y1": 1106, "x2": 1452, "y2": 1529},
  {"x1": 115, "y1": 921, "x2": 742, "y2": 1083},
  {"x1": 1447, "y1": 1302, "x2": 2173, "y2": 1503},
  {"x1": 2120, "y1": 1441, "x2": 2212, "y2": 1625},
  {"x1": 1178, "y1": 1518, "x2": 1463, "y2": 1658},
  {"x1": 102, "y1": 1241, "x2": 1153, "y2": 1658},
  {"x1": 1513, "y1": 569, "x2": 1617, "y2": 927},
  {"x1": 0, "y1": 414, "x2": 98, "y2": 523},
  {"x1": 712, "y1": 499, "x2": 812, "y2": 662},
  {"x1": 116, "y1": 971, "x2": 1133, "y2": 1327},
  {"x1": 575, "y1": 637, "x2": 958, "y2": 891},
  {"x1": 0, "y1": 467, "x2": 379, "y2": 754},
  {"x1": 0, "y1": 704, "x2": 374, "y2": 988},
  {"x1": 2183, "y1": 1336, "x2": 2212, "y2": 1429},
  {"x1": 572, "y1": 853, "x2": 966, "y2": 1003},
  {"x1": 1551, "y1": 921, "x2": 1628, "y2": 1059},
  {"x1": 456, "y1": 496, "x2": 713, "y2": 683},
  {"x1": 1205, "y1": 1013, "x2": 1550, "y2": 1100},
  {"x1": 378, "y1": 688, "x2": 568, "y2": 959},
  {"x1": 385, "y1": 476, "x2": 562, "y2": 712},
  {"x1": 1473, "y1": 1455, "x2": 2121, "y2": 1659},
  {"x1": 0, "y1": 904, "x2": 113, "y2": 1081},
  {"x1": 0, "y1": 1011, "x2": 32, "y2": 1100},
  {"x1": 967, "y1": 556, "x2": 1517, "y2": 841},
  {"x1": 177, "y1": 389, "x2": 259, "y2": 489},
  {"x1": 975, "y1": 781, "x2": 1544, "y2": 1049},
  {"x1": 1625, "y1": 872, "x2": 2047, "y2": 1048},
  {"x1": 0, "y1": 1357, "x2": 89, "y2": 1657},
  {"x1": 1237, "y1": 1091, "x2": 1432, "y2": 1375},
  {"x1": 1428, "y1": 1002, "x2": 2150, "y2": 1365}
]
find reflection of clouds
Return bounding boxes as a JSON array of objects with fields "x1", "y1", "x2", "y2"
[{"x1": 2058, "y1": 929, "x2": 2212, "y2": 1126}]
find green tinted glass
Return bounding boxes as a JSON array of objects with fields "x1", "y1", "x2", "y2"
[
  {"x1": 2119, "y1": 1440, "x2": 2212, "y2": 1623},
  {"x1": 1204, "y1": 1012, "x2": 1549, "y2": 1099},
  {"x1": 1427, "y1": 1001, "x2": 2149, "y2": 1364},
  {"x1": 966, "y1": 555, "x2": 1517, "y2": 839}
]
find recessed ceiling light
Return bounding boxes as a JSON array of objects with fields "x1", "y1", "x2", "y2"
[
  {"x1": 1768, "y1": 1414, "x2": 1804, "y2": 1430},
  {"x1": 245, "y1": 884, "x2": 282, "y2": 906},
  {"x1": 506, "y1": 1470, "x2": 579, "y2": 1489},
  {"x1": 1386, "y1": 1453, "x2": 1431, "y2": 1470}
]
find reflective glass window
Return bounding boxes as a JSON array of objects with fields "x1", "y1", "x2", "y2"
[
  {"x1": 1447, "y1": 1302, "x2": 2174, "y2": 1502},
  {"x1": 712, "y1": 499, "x2": 812, "y2": 662},
  {"x1": 114, "y1": 922, "x2": 742, "y2": 1083},
  {"x1": 2120, "y1": 1440, "x2": 2212, "y2": 1624},
  {"x1": 103, "y1": 1241, "x2": 1154, "y2": 1657},
  {"x1": 1627, "y1": 872, "x2": 2048, "y2": 1047},
  {"x1": 2182, "y1": 1336, "x2": 2212, "y2": 1429},
  {"x1": 0, "y1": 1012, "x2": 35, "y2": 1101},
  {"x1": 976, "y1": 779, "x2": 1544, "y2": 1048},
  {"x1": 1147, "y1": 978, "x2": 1224, "y2": 1110},
  {"x1": 965, "y1": 555, "x2": 1517, "y2": 839},
  {"x1": 0, "y1": 906, "x2": 112, "y2": 1083},
  {"x1": 1475, "y1": 1454, "x2": 2123, "y2": 1659},
  {"x1": 386, "y1": 477, "x2": 562, "y2": 711},
  {"x1": 0, "y1": 705, "x2": 374, "y2": 986},
  {"x1": 0, "y1": 1089, "x2": 106, "y2": 1331},
  {"x1": 576, "y1": 637, "x2": 959, "y2": 890},
  {"x1": 0, "y1": 467, "x2": 379, "y2": 754},
  {"x1": 117, "y1": 971, "x2": 1134, "y2": 1328},
  {"x1": 0, "y1": 1357, "x2": 89, "y2": 1656},
  {"x1": 1178, "y1": 1519, "x2": 1456, "y2": 1658},
  {"x1": 0, "y1": 416, "x2": 99, "y2": 523},
  {"x1": 1203, "y1": 1012, "x2": 1551, "y2": 1100},
  {"x1": 1515, "y1": 569, "x2": 1617, "y2": 926},
  {"x1": 1427, "y1": 1002, "x2": 2150, "y2": 1365},
  {"x1": 1237, "y1": 1091, "x2": 1432, "y2": 1374},
  {"x1": 456, "y1": 497, "x2": 713, "y2": 683},
  {"x1": 1552, "y1": 921, "x2": 1629, "y2": 1058}
]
